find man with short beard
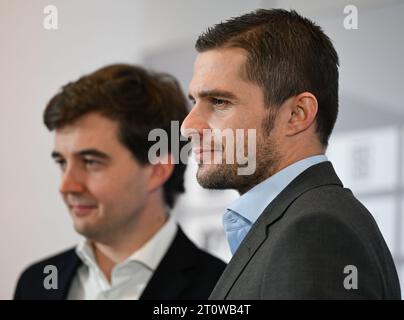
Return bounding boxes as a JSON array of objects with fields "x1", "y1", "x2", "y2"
[
  {"x1": 181, "y1": 9, "x2": 401, "y2": 299},
  {"x1": 14, "y1": 64, "x2": 225, "y2": 300}
]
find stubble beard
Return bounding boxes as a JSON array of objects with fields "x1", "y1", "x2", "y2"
[{"x1": 196, "y1": 110, "x2": 281, "y2": 194}]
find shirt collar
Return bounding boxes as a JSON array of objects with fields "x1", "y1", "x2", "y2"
[
  {"x1": 76, "y1": 214, "x2": 178, "y2": 272},
  {"x1": 227, "y1": 155, "x2": 328, "y2": 224}
]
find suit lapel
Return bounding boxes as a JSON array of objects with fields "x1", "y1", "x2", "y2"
[
  {"x1": 58, "y1": 252, "x2": 82, "y2": 299},
  {"x1": 42, "y1": 249, "x2": 82, "y2": 300},
  {"x1": 210, "y1": 161, "x2": 343, "y2": 299},
  {"x1": 209, "y1": 220, "x2": 267, "y2": 299},
  {"x1": 140, "y1": 227, "x2": 197, "y2": 300}
]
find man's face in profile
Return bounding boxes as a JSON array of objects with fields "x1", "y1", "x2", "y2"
[
  {"x1": 182, "y1": 47, "x2": 282, "y2": 193},
  {"x1": 52, "y1": 112, "x2": 151, "y2": 242}
]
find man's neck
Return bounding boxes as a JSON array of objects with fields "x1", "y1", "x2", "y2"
[
  {"x1": 91, "y1": 206, "x2": 168, "y2": 283},
  {"x1": 276, "y1": 139, "x2": 326, "y2": 174}
]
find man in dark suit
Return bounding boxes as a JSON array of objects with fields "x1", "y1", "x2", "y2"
[
  {"x1": 181, "y1": 9, "x2": 401, "y2": 299},
  {"x1": 14, "y1": 64, "x2": 225, "y2": 300}
]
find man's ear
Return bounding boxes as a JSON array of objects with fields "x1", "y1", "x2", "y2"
[
  {"x1": 285, "y1": 92, "x2": 318, "y2": 137},
  {"x1": 147, "y1": 153, "x2": 175, "y2": 193}
]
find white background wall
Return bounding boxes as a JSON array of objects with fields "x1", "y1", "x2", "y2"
[{"x1": 1, "y1": 0, "x2": 403, "y2": 299}]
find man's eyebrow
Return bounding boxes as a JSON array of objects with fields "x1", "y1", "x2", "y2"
[
  {"x1": 76, "y1": 149, "x2": 111, "y2": 159},
  {"x1": 188, "y1": 89, "x2": 238, "y2": 101},
  {"x1": 51, "y1": 149, "x2": 111, "y2": 160}
]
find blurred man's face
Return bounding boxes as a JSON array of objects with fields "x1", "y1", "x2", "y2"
[
  {"x1": 181, "y1": 47, "x2": 281, "y2": 193},
  {"x1": 53, "y1": 112, "x2": 150, "y2": 242}
]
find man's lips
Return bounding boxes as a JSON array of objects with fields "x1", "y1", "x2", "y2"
[
  {"x1": 193, "y1": 148, "x2": 222, "y2": 161},
  {"x1": 69, "y1": 204, "x2": 98, "y2": 217}
]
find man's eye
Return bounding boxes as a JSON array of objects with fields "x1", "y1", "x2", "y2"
[
  {"x1": 211, "y1": 98, "x2": 229, "y2": 107},
  {"x1": 54, "y1": 159, "x2": 66, "y2": 169},
  {"x1": 84, "y1": 159, "x2": 99, "y2": 166},
  {"x1": 83, "y1": 159, "x2": 102, "y2": 170}
]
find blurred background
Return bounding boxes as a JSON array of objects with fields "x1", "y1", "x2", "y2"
[{"x1": 1, "y1": 0, "x2": 403, "y2": 299}]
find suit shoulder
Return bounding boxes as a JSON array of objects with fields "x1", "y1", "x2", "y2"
[
  {"x1": 18, "y1": 248, "x2": 77, "y2": 277},
  {"x1": 15, "y1": 247, "x2": 77, "y2": 295},
  {"x1": 270, "y1": 186, "x2": 400, "y2": 299},
  {"x1": 290, "y1": 184, "x2": 378, "y2": 229},
  {"x1": 285, "y1": 185, "x2": 387, "y2": 250}
]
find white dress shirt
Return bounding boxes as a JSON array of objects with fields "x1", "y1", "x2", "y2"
[{"x1": 67, "y1": 215, "x2": 177, "y2": 300}]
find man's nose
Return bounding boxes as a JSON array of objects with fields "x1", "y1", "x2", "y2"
[
  {"x1": 180, "y1": 104, "x2": 209, "y2": 139},
  {"x1": 59, "y1": 166, "x2": 85, "y2": 195}
]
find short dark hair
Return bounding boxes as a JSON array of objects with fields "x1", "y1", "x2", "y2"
[
  {"x1": 44, "y1": 64, "x2": 189, "y2": 208},
  {"x1": 196, "y1": 9, "x2": 339, "y2": 146}
]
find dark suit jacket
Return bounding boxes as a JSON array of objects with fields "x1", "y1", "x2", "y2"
[
  {"x1": 210, "y1": 161, "x2": 401, "y2": 300},
  {"x1": 14, "y1": 228, "x2": 226, "y2": 300}
]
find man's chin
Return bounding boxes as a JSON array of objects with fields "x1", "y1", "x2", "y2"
[
  {"x1": 196, "y1": 164, "x2": 235, "y2": 190},
  {"x1": 72, "y1": 220, "x2": 101, "y2": 240}
]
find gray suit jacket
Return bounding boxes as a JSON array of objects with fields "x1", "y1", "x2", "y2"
[{"x1": 210, "y1": 161, "x2": 401, "y2": 299}]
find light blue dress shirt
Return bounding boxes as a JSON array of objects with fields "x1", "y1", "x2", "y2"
[{"x1": 223, "y1": 155, "x2": 328, "y2": 255}]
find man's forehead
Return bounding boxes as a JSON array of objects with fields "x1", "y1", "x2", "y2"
[
  {"x1": 54, "y1": 113, "x2": 119, "y2": 152},
  {"x1": 190, "y1": 48, "x2": 248, "y2": 95},
  {"x1": 189, "y1": 48, "x2": 261, "y2": 98},
  {"x1": 57, "y1": 113, "x2": 119, "y2": 136}
]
